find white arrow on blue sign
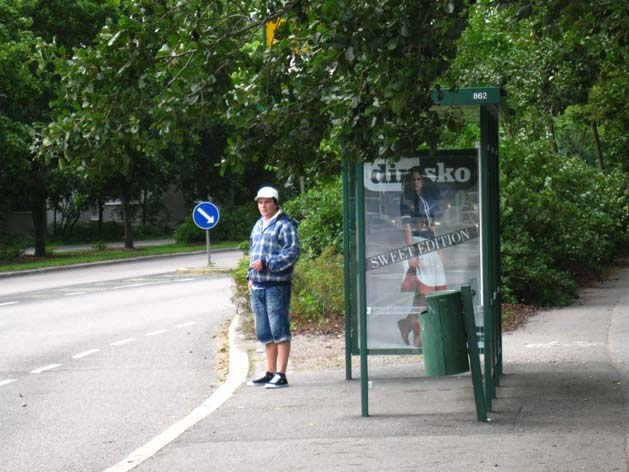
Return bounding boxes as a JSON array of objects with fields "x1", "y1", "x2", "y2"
[{"x1": 192, "y1": 202, "x2": 220, "y2": 230}]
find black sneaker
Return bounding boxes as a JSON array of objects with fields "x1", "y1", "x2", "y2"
[
  {"x1": 247, "y1": 371, "x2": 274, "y2": 386},
  {"x1": 265, "y1": 373, "x2": 288, "y2": 389}
]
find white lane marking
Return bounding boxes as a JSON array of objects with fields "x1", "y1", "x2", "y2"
[
  {"x1": 31, "y1": 363, "x2": 62, "y2": 374},
  {"x1": 0, "y1": 301, "x2": 18, "y2": 307},
  {"x1": 176, "y1": 278, "x2": 195, "y2": 282},
  {"x1": 102, "y1": 314, "x2": 248, "y2": 472},
  {"x1": 73, "y1": 349, "x2": 101, "y2": 359},
  {"x1": 112, "y1": 282, "x2": 160, "y2": 290},
  {"x1": 0, "y1": 379, "x2": 17, "y2": 387},
  {"x1": 525, "y1": 340, "x2": 603, "y2": 348},
  {"x1": 110, "y1": 338, "x2": 137, "y2": 346},
  {"x1": 65, "y1": 292, "x2": 87, "y2": 296},
  {"x1": 524, "y1": 341, "x2": 559, "y2": 348},
  {"x1": 175, "y1": 322, "x2": 196, "y2": 328},
  {"x1": 145, "y1": 329, "x2": 168, "y2": 337}
]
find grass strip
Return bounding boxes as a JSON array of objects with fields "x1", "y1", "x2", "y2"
[{"x1": 0, "y1": 241, "x2": 240, "y2": 273}]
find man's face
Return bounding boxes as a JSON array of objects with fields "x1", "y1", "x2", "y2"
[{"x1": 257, "y1": 197, "x2": 278, "y2": 218}]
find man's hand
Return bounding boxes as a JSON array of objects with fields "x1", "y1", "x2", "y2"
[{"x1": 250, "y1": 259, "x2": 264, "y2": 272}]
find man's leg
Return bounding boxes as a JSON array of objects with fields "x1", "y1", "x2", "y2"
[
  {"x1": 246, "y1": 288, "x2": 277, "y2": 385},
  {"x1": 265, "y1": 342, "x2": 278, "y2": 373},
  {"x1": 276, "y1": 340, "x2": 291, "y2": 374},
  {"x1": 265, "y1": 340, "x2": 290, "y2": 373},
  {"x1": 262, "y1": 284, "x2": 292, "y2": 388}
]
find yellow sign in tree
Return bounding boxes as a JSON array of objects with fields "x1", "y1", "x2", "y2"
[{"x1": 264, "y1": 18, "x2": 286, "y2": 48}]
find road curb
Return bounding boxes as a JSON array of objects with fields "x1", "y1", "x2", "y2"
[{"x1": 175, "y1": 267, "x2": 232, "y2": 275}]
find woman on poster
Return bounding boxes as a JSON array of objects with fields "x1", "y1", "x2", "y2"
[{"x1": 398, "y1": 166, "x2": 446, "y2": 347}]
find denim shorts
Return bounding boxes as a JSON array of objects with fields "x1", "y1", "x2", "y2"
[{"x1": 250, "y1": 284, "x2": 292, "y2": 344}]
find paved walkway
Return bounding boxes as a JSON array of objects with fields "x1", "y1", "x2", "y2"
[{"x1": 121, "y1": 261, "x2": 629, "y2": 471}]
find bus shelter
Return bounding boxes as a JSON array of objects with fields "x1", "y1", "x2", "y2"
[{"x1": 342, "y1": 87, "x2": 509, "y2": 417}]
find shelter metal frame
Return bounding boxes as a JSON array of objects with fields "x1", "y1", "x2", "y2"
[{"x1": 342, "y1": 87, "x2": 509, "y2": 417}]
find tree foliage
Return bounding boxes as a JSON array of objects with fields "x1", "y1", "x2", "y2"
[
  {"x1": 6, "y1": 0, "x2": 629, "y2": 308},
  {"x1": 34, "y1": 0, "x2": 272, "y2": 246},
  {"x1": 448, "y1": 1, "x2": 629, "y2": 303},
  {"x1": 450, "y1": 1, "x2": 628, "y2": 167},
  {"x1": 282, "y1": 177, "x2": 343, "y2": 259},
  {"x1": 1, "y1": 0, "x2": 117, "y2": 254},
  {"x1": 500, "y1": 141, "x2": 628, "y2": 304},
  {"x1": 226, "y1": 0, "x2": 473, "y2": 183}
]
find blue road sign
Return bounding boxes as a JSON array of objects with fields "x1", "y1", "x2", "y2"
[{"x1": 192, "y1": 202, "x2": 220, "y2": 230}]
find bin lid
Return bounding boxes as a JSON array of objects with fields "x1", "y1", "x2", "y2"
[{"x1": 425, "y1": 289, "x2": 459, "y2": 299}]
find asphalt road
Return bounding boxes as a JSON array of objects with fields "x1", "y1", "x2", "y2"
[{"x1": 0, "y1": 253, "x2": 240, "y2": 472}]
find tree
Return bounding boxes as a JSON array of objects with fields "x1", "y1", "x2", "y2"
[
  {"x1": 36, "y1": 0, "x2": 255, "y2": 247},
  {"x1": 446, "y1": 1, "x2": 629, "y2": 304},
  {"x1": 173, "y1": 124, "x2": 278, "y2": 210},
  {"x1": 484, "y1": 0, "x2": 629, "y2": 167},
  {"x1": 38, "y1": 1, "x2": 475, "y2": 206},
  {"x1": 1, "y1": 0, "x2": 117, "y2": 255},
  {"x1": 0, "y1": 3, "x2": 43, "y2": 248},
  {"x1": 225, "y1": 0, "x2": 474, "y2": 183}
]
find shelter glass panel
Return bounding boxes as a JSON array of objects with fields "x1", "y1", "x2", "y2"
[{"x1": 362, "y1": 151, "x2": 482, "y2": 350}]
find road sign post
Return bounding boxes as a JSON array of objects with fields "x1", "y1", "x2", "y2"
[
  {"x1": 206, "y1": 228, "x2": 211, "y2": 266},
  {"x1": 192, "y1": 202, "x2": 220, "y2": 266}
]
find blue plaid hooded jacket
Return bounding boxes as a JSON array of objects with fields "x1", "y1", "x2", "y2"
[{"x1": 248, "y1": 211, "x2": 300, "y2": 284}]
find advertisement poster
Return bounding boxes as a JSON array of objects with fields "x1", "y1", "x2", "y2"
[{"x1": 363, "y1": 150, "x2": 482, "y2": 350}]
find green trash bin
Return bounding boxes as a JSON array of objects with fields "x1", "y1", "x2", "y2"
[{"x1": 420, "y1": 290, "x2": 470, "y2": 376}]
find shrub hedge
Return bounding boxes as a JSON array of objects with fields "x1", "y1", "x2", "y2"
[
  {"x1": 174, "y1": 203, "x2": 259, "y2": 244},
  {"x1": 500, "y1": 140, "x2": 629, "y2": 305},
  {"x1": 282, "y1": 178, "x2": 343, "y2": 259},
  {"x1": 235, "y1": 144, "x2": 628, "y2": 331}
]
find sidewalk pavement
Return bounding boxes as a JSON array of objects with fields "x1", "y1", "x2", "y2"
[{"x1": 123, "y1": 260, "x2": 629, "y2": 472}]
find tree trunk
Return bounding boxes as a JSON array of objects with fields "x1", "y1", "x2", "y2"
[
  {"x1": 30, "y1": 160, "x2": 48, "y2": 257},
  {"x1": 299, "y1": 175, "x2": 306, "y2": 194},
  {"x1": 591, "y1": 120, "x2": 605, "y2": 172},
  {"x1": 98, "y1": 198, "x2": 104, "y2": 238},
  {"x1": 142, "y1": 189, "x2": 149, "y2": 225},
  {"x1": 69, "y1": 210, "x2": 80, "y2": 232},
  {"x1": 31, "y1": 195, "x2": 47, "y2": 257},
  {"x1": 120, "y1": 180, "x2": 134, "y2": 249}
]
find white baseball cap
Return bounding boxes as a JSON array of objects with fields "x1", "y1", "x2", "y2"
[{"x1": 255, "y1": 186, "x2": 279, "y2": 202}]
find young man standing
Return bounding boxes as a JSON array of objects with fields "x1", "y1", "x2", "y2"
[{"x1": 247, "y1": 186, "x2": 300, "y2": 389}]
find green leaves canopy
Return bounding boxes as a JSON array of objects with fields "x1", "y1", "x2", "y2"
[
  {"x1": 36, "y1": 0, "x2": 474, "y2": 185},
  {"x1": 226, "y1": 0, "x2": 472, "y2": 181}
]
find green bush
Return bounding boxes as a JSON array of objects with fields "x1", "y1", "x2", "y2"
[
  {"x1": 231, "y1": 247, "x2": 344, "y2": 335},
  {"x1": 173, "y1": 216, "x2": 205, "y2": 244},
  {"x1": 233, "y1": 152, "x2": 629, "y2": 333},
  {"x1": 0, "y1": 243, "x2": 25, "y2": 262},
  {"x1": 91, "y1": 240, "x2": 107, "y2": 251},
  {"x1": 47, "y1": 221, "x2": 123, "y2": 243},
  {"x1": 290, "y1": 247, "x2": 344, "y2": 330},
  {"x1": 132, "y1": 224, "x2": 164, "y2": 240},
  {"x1": 500, "y1": 140, "x2": 629, "y2": 305},
  {"x1": 282, "y1": 178, "x2": 344, "y2": 258},
  {"x1": 47, "y1": 221, "x2": 166, "y2": 244},
  {"x1": 211, "y1": 204, "x2": 260, "y2": 242},
  {"x1": 174, "y1": 204, "x2": 259, "y2": 244},
  {"x1": 0, "y1": 233, "x2": 28, "y2": 262}
]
